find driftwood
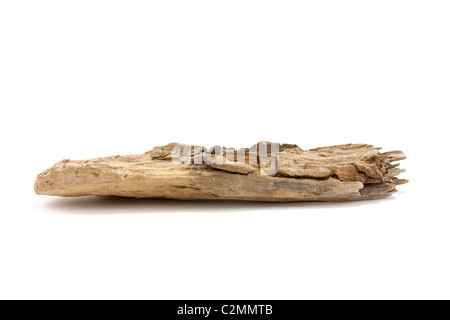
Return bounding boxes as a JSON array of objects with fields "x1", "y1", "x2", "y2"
[{"x1": 34, "y1": 142, "x2": 407, "y2": 202}]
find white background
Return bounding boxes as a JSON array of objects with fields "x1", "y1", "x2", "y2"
[{"x1": 0, "y1": 1, "x2": 449, "y2": 300}]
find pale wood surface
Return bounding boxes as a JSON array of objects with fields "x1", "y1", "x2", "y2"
[{"x1": 34, "y1": 142, "x2": 407, "y2": 202}]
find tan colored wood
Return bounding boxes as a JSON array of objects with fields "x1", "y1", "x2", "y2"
[{"x1": 34, "y1": 142, "x2": 407, "y2": 202}]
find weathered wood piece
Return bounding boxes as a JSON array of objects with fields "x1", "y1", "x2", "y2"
[{"x1": 34, "y1": 142, "x2": 407, "y2": 202}]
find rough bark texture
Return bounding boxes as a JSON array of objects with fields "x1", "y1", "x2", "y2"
[{"x1": 34, "y1": 142, "x2": 407, "y2": 202}]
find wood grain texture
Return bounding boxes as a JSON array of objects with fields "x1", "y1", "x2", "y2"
[{"x1": 34, "y1": 142, "x2": 407, "y2": 202}]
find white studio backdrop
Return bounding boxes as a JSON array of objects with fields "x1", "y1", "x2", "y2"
[{"x1": 0, "y1": 1, "x2": 449, "y2": 299}]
